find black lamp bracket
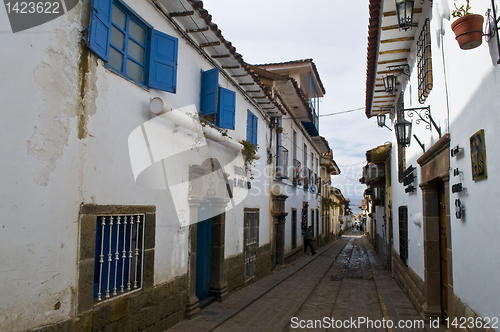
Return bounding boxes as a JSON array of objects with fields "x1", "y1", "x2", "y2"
[
  {"x1": 381, "y1": 124, "x2": 393, "y2": 131},
  {"x1": 401, "y1": 106, "x2": 442, "y2": 138},
  {"x1": 387, "y1": 64, "x2": 410, "y2": 78},
  {"x1": 485, "y1": 0, "x2": 500, "y2": 64}
]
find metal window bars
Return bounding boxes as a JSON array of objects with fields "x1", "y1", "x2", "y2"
[
  {"x1": 96, "y1": 214, "x2": 144, "y2": 303},
  {"x1": 303, "y1": 167, "x2": 313, "y2": 189},
  {"x1": 292, "y1": 159, "x2": 302, "y2": 185},
  {"x1": 417, "y1": 19, "x2": 433, "y2": 104}
]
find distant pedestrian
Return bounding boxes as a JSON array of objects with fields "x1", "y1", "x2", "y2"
[
  {"x1": 356, "y1": 224, "x2": 359, "y2": 231},
  {"x1": 304, "y1": 226, "x2": 316, "y2": 255}
]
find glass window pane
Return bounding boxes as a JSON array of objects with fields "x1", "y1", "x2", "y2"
[
  {"x1": 127, "y1": 39, "x2": 145, "y2": 64},
  {"x1": 109, "y1": 47, "x2": 124, "y2": 72},
  {"x1": 110, "y1": 25, "x2": 125, "y2": 51},
  {"x1": 129, "y1": 19, "x2": 145, "y2": 45},
  {"x1": 126, "y1": 60, "x2": 144, "y2": 83},
  {"x1": 112, "y1": 4, "x2": 126, "y2": 30}
]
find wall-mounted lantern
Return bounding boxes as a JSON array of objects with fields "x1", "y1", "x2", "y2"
[
  {"x1": 396, "y1": 0, "x2": 415, "y2": 31},
  {"x1": 383, "y1": 74, "x2": 397, "y2": 93},
  {"x1": 394, "y1": 119, "x2": 412, "y2": 147},
  {"x1": 394, "y1": 106, "x2": 442, "y2": 150},
  {"x1": 377, "y1": 114, "x2": 393, "y2": 131}
]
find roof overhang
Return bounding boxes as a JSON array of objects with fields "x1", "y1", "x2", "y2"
[
  {"x1": 365, "y1": 0, "x2": 427, "y2": 118},
  {"x1": 255, "y1": 59, "x2": 326, "y2": 96},
  {"x1": 366, "y1": 143, "x2": 392, "y2": 165},
  {"x1": 152, "y1": 0, "x2": 285, "y2": 116}
]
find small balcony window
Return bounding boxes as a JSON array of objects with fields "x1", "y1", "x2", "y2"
[
  {"x1": 292, "y1": 159, "x2": 302, "y2": 185},
  {"x1": 276, "y1": 146, "x2": 289, "y2": 179}
]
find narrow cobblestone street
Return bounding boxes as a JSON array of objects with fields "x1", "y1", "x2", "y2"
[{"x1": 167, "y1": 232, "x2": 441, "y2": 332}]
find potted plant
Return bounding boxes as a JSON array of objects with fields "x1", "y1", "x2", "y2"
[{"x1": 451, "y1": 0, "x2": 484, "y2": 50}]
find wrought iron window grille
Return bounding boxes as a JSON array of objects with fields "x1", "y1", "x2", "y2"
[{"x1": 417, "y1": 19, "x2": 433, "y2": 104}]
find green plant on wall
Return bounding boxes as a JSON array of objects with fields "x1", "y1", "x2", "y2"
[
  {"x1": 197, "y1": 112, "x2": 233, "y2": 139},
  {"x1": 240, "y1": 140, "x2": 258, "y2": 179},
  {"x1": 452, "y1": 0, "x2": 472, "y2": 17}
]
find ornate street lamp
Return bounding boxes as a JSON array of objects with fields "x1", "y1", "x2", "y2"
[
  {"x1": 383, "y1": 74, "x2": 397, "y2": 93},
  {"x1": 394, "y1": 119, "x2": 412, "y2": 147},
  {"x1": 396, "y1": 0, "x2": 415, "y2": 31}
]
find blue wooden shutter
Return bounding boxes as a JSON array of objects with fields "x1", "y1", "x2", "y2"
[
  {"x1": 89, "y1": 0, "x2": 112, "y2": 61},
  {"x1": 246, "y1": 110, "x2": 253, "y2": 143},
  {"x1": 200, "y1": 68, "x2": 219, "y2": 116},
  {"x1": 252, "y1": 112, "x2": 258, "y2": 146},
  {"x1": 218, "y1": 87, "x2": 236, "y2": 129},
  {"x1": 149, "y1": 30, "x2": 178, "y2": 93},
  {"x1": 246, "y1": 111, "x2": 258, "y2": 146}
]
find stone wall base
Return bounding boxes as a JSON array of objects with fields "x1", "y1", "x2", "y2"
[
  {"x1": 284, "y1": 246, "x2": 305, "y2": 264},
  {"x1": 31, "y1": 275, "x2": 188, "y2": 332},
  {"x1": 449, "y1": 296, "x2": 496, "y2": 332},
  {"x1": 392, "y1": 248, "x2": 426, "y2": 315},
  {"x1": 225, "y1": 243, "x2": 272, "y2": 294}
]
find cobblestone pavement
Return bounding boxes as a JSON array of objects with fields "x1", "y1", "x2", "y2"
[{"x1": 166, "y1": 232, "x2": 444, "y2": 332}]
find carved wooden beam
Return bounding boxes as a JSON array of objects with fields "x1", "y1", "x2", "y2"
[
  {"x1": 170, "y1": 11, "x2": 194, "y2": 17},
  {"x1": 200, "y1": 41, "x2": 220, "y2": 47},
  {"x1": 211, "y1": 54, "x2": 231, "y2": 58},
  {"x1": 186, "y1": 27, "x2": 209, "y2": 33}
]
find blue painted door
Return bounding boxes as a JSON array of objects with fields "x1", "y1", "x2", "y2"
[{"x1": 196, "y1": 207, "x2": 212, "y2": 300}]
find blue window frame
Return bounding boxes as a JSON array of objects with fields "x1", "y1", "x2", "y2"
[
  {"x1": 200, "y1": 68, "x2": 236, "y2": 129},
  {"x1": 88, "y1": 0, "x2": 177, "y2": 93},
  {"x1": 246, "y1": 110, "x2": 258, "y2": 147}
]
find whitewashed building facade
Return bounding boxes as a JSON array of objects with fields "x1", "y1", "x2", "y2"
[
  {"x1": 365, "y1": 0, "x2": 500, "y2": 329},
  {"x1": 0, "y1": 0, "x2": 330, "y2": 331}
]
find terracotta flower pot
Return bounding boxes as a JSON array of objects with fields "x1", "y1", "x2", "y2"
[{"x1": 451, "y1": 14, "x2": 484, "y2": 50}]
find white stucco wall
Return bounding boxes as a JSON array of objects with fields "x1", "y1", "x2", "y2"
[
  {"x1": 0, "y1": 0, "x2": 275, "y2": 330},
  {"x1": 390, "y1": 0, "x2": 500, "y2": 322},
  {"x1": 441, "y1": 0, "x2": 500, "y2": 321},
  {"x1": 273, "y1": 114, "x2": 321, "y2": 255},
  {"x1": 0, "y1": 4, "x2": 87, "y2": 330}
]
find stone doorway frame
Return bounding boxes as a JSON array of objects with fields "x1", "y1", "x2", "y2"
[
  {"x1": 185, "y1": 159, "x2": 230, "y2": 318},
  {"x1": 416, "y1": 134, "x2": 453, "y2": 320}
]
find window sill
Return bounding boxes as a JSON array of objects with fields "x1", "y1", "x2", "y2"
[{"x1": 103, "y1": 63, "x2": 150, "y2": 92}]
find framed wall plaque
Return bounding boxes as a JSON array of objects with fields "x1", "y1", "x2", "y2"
[{"x1": 470, "y1": 129, "x2": 487, "y2": 181}]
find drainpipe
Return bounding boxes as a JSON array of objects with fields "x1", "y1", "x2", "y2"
[{"x1": 150, "y1": 97, "x2": 260, "y2": 159}]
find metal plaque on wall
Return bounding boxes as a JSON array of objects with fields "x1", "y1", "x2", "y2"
[{"x1": 470, "y1": 129, "x2": 487, "y2": 181}]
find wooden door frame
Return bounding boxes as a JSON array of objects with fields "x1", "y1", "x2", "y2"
[{"x1": 417, "y1": 134, "x2": 452, "y2": 321}]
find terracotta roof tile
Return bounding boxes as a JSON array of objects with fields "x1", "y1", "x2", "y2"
[
  {"x1": 186, "y1": 0, "x2": 286, "y2": 114},
  {"x1": 365, "y1": 0, "x2": 382, "y2": 119}
]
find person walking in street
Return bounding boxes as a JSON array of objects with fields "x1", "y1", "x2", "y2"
[{"x1": 304, "y1": 226, "x2": 316, "y2": 255}]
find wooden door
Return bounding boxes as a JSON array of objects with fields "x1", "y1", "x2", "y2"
[{"x1": 196, "y1": 216, "x2": 212, "y2": 300}]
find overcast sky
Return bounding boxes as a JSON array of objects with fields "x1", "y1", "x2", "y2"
[{"x1": 201, "y1": 0, "x2": 393, "y2": 213}]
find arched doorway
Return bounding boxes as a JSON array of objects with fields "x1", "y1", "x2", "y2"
[{"x1": 185, "y1": 158, "x2": 230, "y2": 318}]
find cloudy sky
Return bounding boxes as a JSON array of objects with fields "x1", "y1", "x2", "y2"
[{"x1": 201, "y1": 0, "x2": 393, "y2": 212}]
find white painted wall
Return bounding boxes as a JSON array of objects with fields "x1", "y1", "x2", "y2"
[
  {"x1": 273, "y1": 111, "x2": 321, "y2": 255},
  {"x1": 0, "y1": 0, "x2": 274, "y2": 330},
  {"x1": 441, "y1": 0, "x2": 500, "y2": 322},
  {"x1": 0, "y1": 4, "x2": 87, "y2": 330},
  {"x1": 390, "y1": 0, "x2": 500, "y2": 323}
]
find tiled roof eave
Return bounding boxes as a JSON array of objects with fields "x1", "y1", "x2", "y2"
[
  {"x1": 365, "y1": 0, "x2": 383, "y2": 119},
  {"x1": 169, "y1": 0, "x2": 287, "y2": 116}
]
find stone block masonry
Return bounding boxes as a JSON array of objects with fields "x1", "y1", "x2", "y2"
[{"x1": 30, "y1": 275, "x2": 188, "y2": 332}]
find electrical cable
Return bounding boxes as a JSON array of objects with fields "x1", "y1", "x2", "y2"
[{"x1": 319, "y1": 107, "x2": 365, "y2": 117}]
